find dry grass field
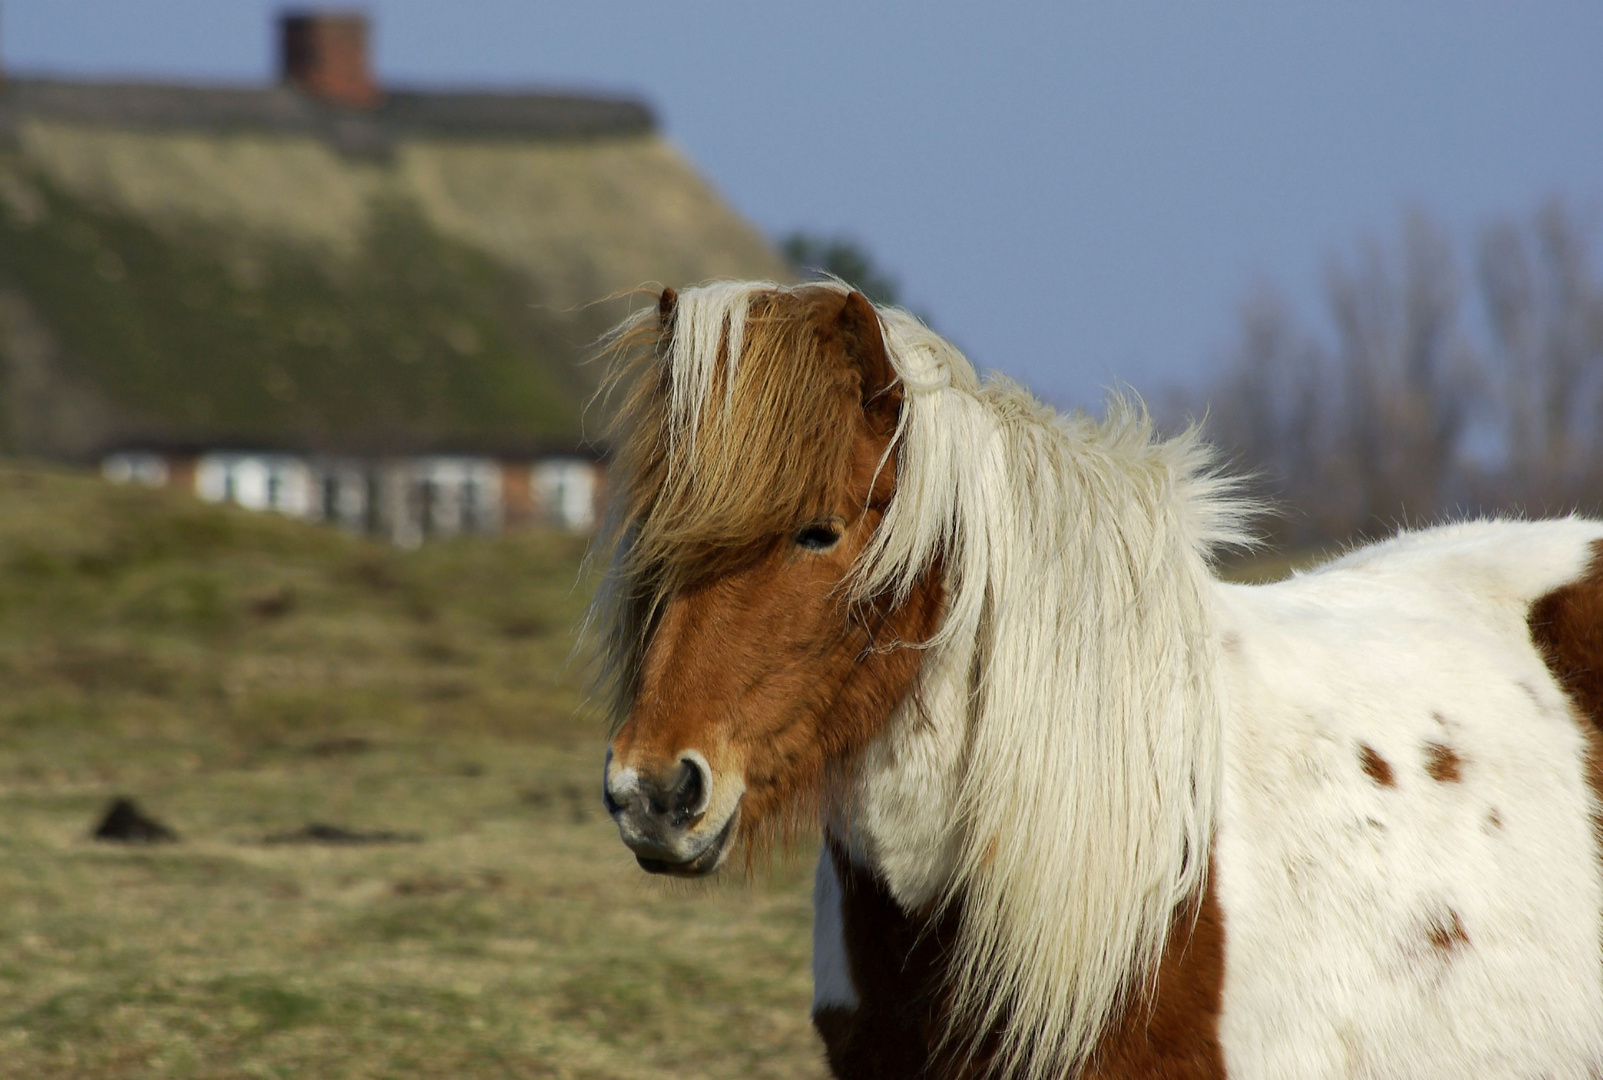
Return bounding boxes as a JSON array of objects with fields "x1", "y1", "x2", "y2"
[{"x1": 0, "y1": 465, "x2": 827, "y2": 1079}]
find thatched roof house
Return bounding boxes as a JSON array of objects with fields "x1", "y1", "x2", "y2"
[{"x1": 0, "y1": 11, "x2": 789, "y2": 538}]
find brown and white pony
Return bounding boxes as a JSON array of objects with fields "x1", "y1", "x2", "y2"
[{"x1": 590, "y1": 280, "x2": 1603, "y2": 1080}]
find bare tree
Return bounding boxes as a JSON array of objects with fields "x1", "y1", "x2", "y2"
[
  {"x1": 1478, "y1": 197, "x2": 1603, "y2": 511},
  {"x1": 1193, "y1": 197, "x2": 1601, "y2": 549},
  {"x1": 1322, "y1": 210, "x2": 1477, "y2": 528},
  {"x1": 1202, "y1": 284, "x2": 1338, "y2": 543}
]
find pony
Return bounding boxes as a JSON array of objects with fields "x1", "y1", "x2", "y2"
[{"x1": 590, "y1": 280, "x2": 1603, "y2": 1079}]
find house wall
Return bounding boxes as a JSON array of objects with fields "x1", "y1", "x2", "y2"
[
  {"x1": 500, "y1": 460, "x2": 535, "y2": 527},
  {"x1": 195, "y1": 452, "x2": 314, "y2": 515},
  {"x1": 107, "y1": 449, "x2": 602, "y2": 544},
  {"x1": 101, "y1": 450, "x2": 168, "y2": 487},
  {"x1": 531, "y1": 458, "x2": 600, "y2": 532},
  {"x1": 374, "y1": 456, "x2": 503, "y2": 547}
]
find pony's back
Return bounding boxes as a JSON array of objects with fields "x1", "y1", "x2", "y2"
[{"x1": 1212, "y1": 518, "x2": 1603, "y2": 1078}]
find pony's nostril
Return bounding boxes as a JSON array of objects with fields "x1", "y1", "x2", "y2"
[
  {"x1": 611, "y1": 753, "x2": 711, "y2": 828},
  {"x1": 669, "y1": 756, "x2": 708, "y2": 826}
]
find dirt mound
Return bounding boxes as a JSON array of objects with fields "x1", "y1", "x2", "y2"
[{"x1": 92, "y1": 797, "x2": 178, "y2": 843}]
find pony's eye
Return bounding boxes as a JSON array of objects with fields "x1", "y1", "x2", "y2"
[{"x1": 795, "y1": 523, "x2": 842, "y2": 552}]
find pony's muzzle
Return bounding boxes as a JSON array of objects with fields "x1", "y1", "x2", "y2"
[{"x1": 603, "y1": 747, "x2": 736, "y2": 876}]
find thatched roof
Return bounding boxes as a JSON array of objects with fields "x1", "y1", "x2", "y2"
[
  {"x1": 0, "y1": 76, "x2": 655, "y2": 143},
  {"x1": 0, "y1": 76, "x2": 791, "y2": 461}
]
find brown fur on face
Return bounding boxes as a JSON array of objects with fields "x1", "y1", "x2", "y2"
[
  {"x1": 601, "y1": 287, "x2": 943, "y2": 851},
  {"x1": 605, "y1": 286, "x2": 901, "y2": 591}
]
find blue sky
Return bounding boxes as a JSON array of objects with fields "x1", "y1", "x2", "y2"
[{"x1": 7, "y1": 1, "x2": 1602, "y2": 406}]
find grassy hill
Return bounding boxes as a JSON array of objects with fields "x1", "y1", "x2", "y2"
[{"x1": 0, "y1": 466, "x2": 825, "y2": 1079}]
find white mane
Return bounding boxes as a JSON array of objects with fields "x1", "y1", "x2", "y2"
[{"x1": 643, "y1": 281, "x2": 1254, "y2": 1077}]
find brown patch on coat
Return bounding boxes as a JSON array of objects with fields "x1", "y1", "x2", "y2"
[
  {"x1": 1423, "y1": 742, "x2": 1462, "y2": 783},
  {"x1": 814, "y1": 842, "x2": 1226, "y2": 1080},
  {"x1": 813, "y1": 842, "x2": 963, "y2": 1079},
  {"x1": 1426, "y1": 909, "x2": 1469, "y2": 953},
  {"x1": 1358, "y1": 744, "x2": 1395, "y2": 787},
  {"x1": 1082, "y1": 874, "x2": 1227, "y2": 1080},
  {"x1": 1487, "y1": 808, "x2": 1502, "y2": 830},
  {"x1": 1528, "y1": 540, "x2": 1603, "y2": 834}
]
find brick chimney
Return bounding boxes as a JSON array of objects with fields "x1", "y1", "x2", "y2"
[{"x1": 280, "y1": 11, "x2": 380, "y2": 109}]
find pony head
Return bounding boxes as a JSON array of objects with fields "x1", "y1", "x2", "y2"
[{"x1": 591, "y1": 282, "x2": 945, "y2": 874}]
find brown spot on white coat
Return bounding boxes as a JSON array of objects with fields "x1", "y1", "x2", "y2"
[
  {"x1": 1426, "y1": 909, "x2": 1469, "y2": 953},
  {"x1": 1358, "y1": 744, "x2": 1394, "y2": 787},
  {"x1": 1423, "y1": 742, "x2": 1463, "y2": 783}
]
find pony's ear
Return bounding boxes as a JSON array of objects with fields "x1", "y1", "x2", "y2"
[
  {"x1": 838, "y1": 290, "x2": 900, "y2": 435},
  {"x1": 657, "y1": 286, "x2": 678, "y2": 332}
]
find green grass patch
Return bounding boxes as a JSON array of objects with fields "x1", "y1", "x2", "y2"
[{"x1": 0, "y1": 465, "x2": 827, "y2": 1079}]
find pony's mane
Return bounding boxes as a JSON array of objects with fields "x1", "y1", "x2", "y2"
[
  {"x1": 877, "y1": 387, "x2": 1252, "y2": 1078},
  {"x1": 589, "y1": 280, "x2": 1254, "y2": 1078}
]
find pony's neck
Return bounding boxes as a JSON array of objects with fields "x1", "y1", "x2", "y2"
[
  {"x1": 834, "y1": 604, "x2": 980, "y2": 908},
  {"x1": 837, "y1": 378, "x2": 1247, "y2": 1077},
  {"x1": 840, "y1": 388, "x2": 1235, "y2": 904}
]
